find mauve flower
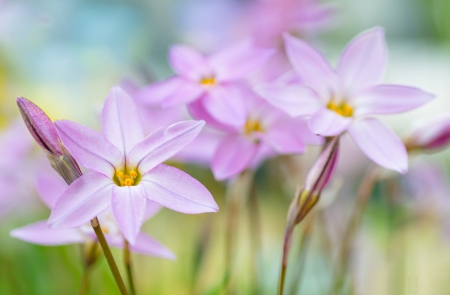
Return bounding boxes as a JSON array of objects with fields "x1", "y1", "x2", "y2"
[
  {"x1": 404, "y1": 112, "x2": 450, "y2": 152},
  {"x1": 48, "y1": 86, "x2": 218, "y2": 244},
  {"x1": 196, "y1": 89, "x2": 323, "y2": 180},
  {"x1": 140, "y1": 40, "x2": 274, "y2": 129},
  {"x1": 11, "y1": 166, "x2": 175, "y2": 259},
  {"x1": 257, "y1": 28, "x2": 434, "y2": 173}
]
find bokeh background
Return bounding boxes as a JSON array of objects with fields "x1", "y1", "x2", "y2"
[{"x1": 1, "y1": 0, "x2": 450, "y2": 294}]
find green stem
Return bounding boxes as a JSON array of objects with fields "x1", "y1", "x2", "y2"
[
  {"x1": 248, "y1": 177, "x2": 262, "y2": 295},
  {"x1": 91, "y1": 217, "x2": 129, "y2": 295},
  {"x1": 124, "y1": 239, "x2": 136, "y2": 295},
  {"x1": 78, "y1": 267, "x2": 92, "y2": 295}
]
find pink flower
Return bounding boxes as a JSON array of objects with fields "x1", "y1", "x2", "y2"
[
  {"x1": 203, "y1": 90, "x2": 322, "y2": 180},
  {"x1": 257, "y1": 28, "x2": 434, "y2": 173},
  {"x1": 140, "y1": 40, "x2": 274, "y2": 129},
  {"x1": 48, "y1": 86, "x2": 218, "y2": 244},
  {"x1": 11, "y1": 166, "x2": 175, "y2": 259},
  {"x1": 404, "y1": 112, "x2": 450, "y2": 152}
]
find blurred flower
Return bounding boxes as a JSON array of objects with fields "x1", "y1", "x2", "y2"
[
  {"x1": 11, "y1": 165, "x2": 175, "y2": 259},
  {"x1": 257, "y1": 28, "x2": 434, "y2": 173},
  {"x1": 404, "y1": 112, "x2": 450, "y2": 152},
  {"x1": 49, "y1": 86, "x2": 218, "y2": 244},
  {"x1": 140, "y1": 40, "x2": 274, "y2": 129}
]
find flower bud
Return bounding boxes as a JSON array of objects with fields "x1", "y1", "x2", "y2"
[{"x1": 404, "y1": 113, "x2": 450, "y2": 152}]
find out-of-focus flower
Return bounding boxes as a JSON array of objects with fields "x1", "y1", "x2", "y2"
[
  {"x1": 404, "y1": 113, "x2": 450, "y2": 152},
  {"x1": 11, "y1": 166, "x2": 175, "y2": 259},
  {"x1": 244, "y1": 0, "x2": 334, "y2": 47},
  {"x1": 257, "y1": 28, "x2": 434, "y2": 173},
  {"x1": 140, "y1": 40, "x2": 274, "y2": 129},
  {"x1": 49, "y1": 86, "x2": 218, "y2": 244},
  {"x1": 196, "y1": 89, "x2": 322, "y2": 180}
]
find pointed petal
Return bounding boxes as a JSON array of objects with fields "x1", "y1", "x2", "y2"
[
  {"x1": 187, "y1": 99, "x2": 238, "y2": 132},
  {"x1": 127, "y1": 120, "x2": 204, "y2": 173},
  {"x1": 55, "y1": 120, "x2": 123, "y2": 177},
  {"x1": 348, "y1": 118, "x2": 407, "y2": 173},
  {"x1": 283, "y1": 33, "x2": 336, "y2": 99},
  {"x1": 130, "y1": 233, "x2": 176, "y2": 260},
  {"x1": 255, "y1": 83, "x2": 321, "y2": 117},
  {"x1": 169, "y1": 45, "x2": 210, "y2": 80},
  {"x1": 11, "y1": 221, "x2": 85, "y2": 246},
  {"x1": 209, "y1": 40, "x2": 275, "y2": 81},
  {"x1": 337, "y1": 27, "x2": 387, "y2": 95},
  {"x1": 112, "y1": 186, "x2": 147, "y2": 245},
  {"x1": 36, "y1": 171, "x2": 68, "y2": 209},
  {"x1": 201, "y1": 85, "x2": 247, "y2": 128},
  {"x1": 308, "y1": 108, "x2": 352, "y2": 136},
  {"x1": 211, "y1": 134, "x2": 258, "y2": 180},
  {"x1": 354, "y1": 85, "x2": 435, "y2": 115},
  {"x1": 102, "y1": 87, "x2": 144, "y2": 156},
  {"x1": 49, "y1": 171, "x2": 114, "y2": 228},
  {"x1": 141, "y1": 164, "x2": 218, "y2": 213}
]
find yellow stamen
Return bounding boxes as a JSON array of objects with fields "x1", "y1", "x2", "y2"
[
  {"x1": 115, "y1": 169, "x2": 139, "y2": 187},
  {"x1": 128, "y1": 170, "x2": 137, "y2": 179},
  {"x1": 116, "y1": 170, "x2": 124, "y2": 179},
  {"x1": 327, "y1": 101, "x2": 353, "y2": 117},
  {"x1": 200, "y1": 77, "x2": 216, "y2": 86},
  {"x1": 244, "y1": 119, "x2": 264, "y2": 135},
  {"x1": 124, "y1": 178, "x2": 134, "y2": 186}
]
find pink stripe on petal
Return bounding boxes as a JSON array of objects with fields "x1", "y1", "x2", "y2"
[
  {"x1": 348, "y1": 118, "x2": 408, "y2": 173},
  {"x1": 337, "y1": 27, "x2": 387, "y2": 95},
  {"x1": 11, "y1": 221, "x2": 85, "y2": 246},
  {"x1": 141, "y1": 164, "x2": 218, "y2": 213},
  {"x1": 127, "y1": 120, "x2": 204, "y2": 173},
  {"x1": 308, "y1": 108, "x2": 352, "y2": 136},
  {"x1": 211, "y1": 134, "x2": 258, "y2": 181},
  {"x1": 112, "y1": 185, "x2": 147, "y2": 245},
  {"x1": 255, "y1": 83, "x2": 321, "y2": 117},
  {"x1": 354, "y1": 85, "x2": 434, "y2": 115},
  {"x1": 49, "y1": 171, "x2": 114, "y2": 228},
  {"x1": 55, "y1": 120, "x2": 123, "y2": 177},
  {"x1": 201, "y1": 85, "x2": 247, "y2": 129},
  {"x1": 102, "y1": 87, "x2": 144, "y2": 156},
  {"x1": 283, "y1": 33, "x2": 336, "y2": 100},
  {"x1": 169, "y1": 45, "x2": 210, "y2": 80},
  {"x1": 130, "y1": 233, "x2": 176, "y2": 260},
  {"x1": 209, "y1": 39, "x2": 275, "y2": 81}
]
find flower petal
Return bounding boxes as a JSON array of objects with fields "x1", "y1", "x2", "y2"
[
  {"x1": 201, "y1": 84, "x2": 247, "y2": 128},
  {"x1": 255, "y1": 83, "x2": 321, "y2": 117},
  {"x1": 49, "y1": 171, "x2": 114, "y2": 228},
  {"x1": 347, "y1": 118, "x2": 407, "y2": 173},
  {"x1": 308, "y1": 108, "x2": 352, "y2": 136},
  {"x1": 337, "y1": 27, "x2": 387, "y2": 95},
  {"x1": 112, "y1": 185, "x2": 147, "y2": 245},
  {"x1": 127, "y1": 120, "x2": 204, "y2": 173},
  {"x1": 209, "y1": 40, "x2": 275, "y2": 81},
  {"x1": 187, "y1": 99, "x2": 238, "y2": 132},
  {"x1": 283, "y1": 33, "x2": 336, "y2": 100},
  {"x1": 55, "y1": 120, "x2": 123, "y2": 177},
  {"x1": 144, "y1": 201, "x2": 162, "y2": 220},
  {"x1": 11, "y1": 221, "x2": 85, "y2": 245},
  {"x1": 141, "y1": 164, "x2": 218, "y2": 213},
  {"x1": 36, "y1": 170, "x2": 68, "y2": 209},
  {"x1": 169, "y1": 45, "x2": 210, "y2": 80},
  {"x1": 354, "y1": 85, "x2": 435, "y2": 115},
  {"x1": 130, "y1": 233, "x2": 176, "y2": 260},
  {"x1": 102, "y1": 87, "x2": 144, "y2": 156},
  {"x1": 211, "y1": 134, "x2": 258, "y2": 181}
]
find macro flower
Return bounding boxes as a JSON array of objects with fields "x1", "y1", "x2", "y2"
[
  {"x1": 404, "y1": 112, "x2": 450, "y2": 152},
  {"x1": 257, "y1": 27, "x2": 434, "y2": 173},
  {"x1": 11, "y1": 166, "x2": 175, "y2": 259},
  {"x1": 48, "y1": 86, "x2": 218, "y2": 244},
  {"x1": 141, "y1": 40, "x2": 274, "y2": 129},
  {"x1": 201, "y1": 90, "x2": 322, "y2": 180}
]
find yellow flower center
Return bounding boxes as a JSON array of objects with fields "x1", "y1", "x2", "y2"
[
  {"x1": 244, "y1": 119, "x2": 264, "y2": 136},
  {"x1": 114, "y1": 169, "x2": 140, "y2": 187},
  {"x1": 200, "y1": 77, "x2": 216, "y2": 86},
  {"x1": 327, "y1": 101, "x2": 354, "y2": 117}
]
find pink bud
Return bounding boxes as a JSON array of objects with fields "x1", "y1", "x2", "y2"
[{"x1": 405, "y1": 113, "x2": 450, "y2": 152}]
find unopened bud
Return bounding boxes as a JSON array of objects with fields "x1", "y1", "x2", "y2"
[{"x1": 404, "y1": 113, "x2": 450, "y2": 152}]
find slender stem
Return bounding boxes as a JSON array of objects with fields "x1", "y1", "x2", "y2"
[
  {"x1": 248, "y1": 177, "x2": 262, "y2": 294},
  {"x1": 124, "y1": 239, "x2": 136, "y2": 295},
  {"x1": 91, "y1": 218, "x2": 129, "y2": 295},
  {"x1": 278, "y1": 226, "x2": 293, "y2": 295},
  {"x1": 78, "y1": 242, "x2": 99, "y2": 295},
  {"x1": 78, "y1": 267, "x2": 92, "y2": 295},
  {"x1": 332, "y1": 165, "x2": 382, "y2": 294}
]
